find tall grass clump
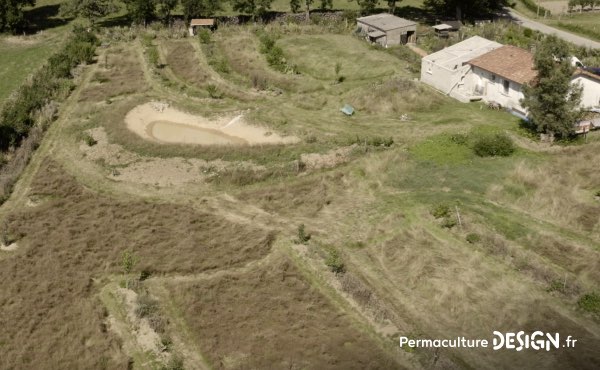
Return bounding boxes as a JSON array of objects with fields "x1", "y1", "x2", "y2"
[{"x1": 349, "y1": 78, "x2": 445, "y2": 114}]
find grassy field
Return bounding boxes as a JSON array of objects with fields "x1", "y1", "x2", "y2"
[
  {"x1": 0, "y1": 35, "x2": 59, "y2": 105},
  {"x1": 0, "y1": 0, "x2": 70, "y2": 105},
  {"x1": 1, "y1": 15, "x2": 600, "y2": 370}
]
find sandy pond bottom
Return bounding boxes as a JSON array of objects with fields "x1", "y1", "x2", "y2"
[{"x1": 126, "y1": 103, "x2": 298, "y2": 146}]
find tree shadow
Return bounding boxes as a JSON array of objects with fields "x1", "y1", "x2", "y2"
[
  {"x1": 24, "y1": 4, "x2": 69, "y2": 33},
  {"x1": 97, "y1": 14, "x2": 133, "y2": 28},
  {"x1": 395, "y1": 6, "x2": 434, "y2": 23}
]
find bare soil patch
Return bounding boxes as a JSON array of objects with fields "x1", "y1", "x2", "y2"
[
  {"x1": 125, "y1": 102, "x2": 299, "y2": 146},
  {"x1": 161, "y1": 255, "x2": 401, "y2": 369},
  {"x1": 0, "y1": 161, "x2": 274, "y2": 368}
]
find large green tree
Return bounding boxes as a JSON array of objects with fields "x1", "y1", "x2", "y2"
[
  {"x1": 156, "y1": 0, "x2": 177, "y2": 22},
  {"x1": 124, "y1": 0, "x2": 155, "y2": 26},
  {"x1": 387, "y1": 0, "x2": 401, "y2": 13},
  {"x1": 181, "y1": 0, "x2": 222, "y2": 22},
  {"x1": 60, "y1": 0, "x2": 117, "y2": 24},
  {"x1": 0, "y1": 0, "x2": 35, "y2": 32},
  {"x1": 521, "y1": 35, "x2": 583, "y2": 138},
  {"x1": 423, "y1": 0, "x2": 508, "y2": 20},
  {"x1": 230, "y1": 0, "x2": 274, "y2": 19},
  {"x1": 354, "y1": 0, "x2": 380, "y2": 15}
]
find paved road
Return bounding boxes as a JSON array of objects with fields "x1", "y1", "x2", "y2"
[{"x1": 505, "y1": 8, "x2": 600, "y2": 49}]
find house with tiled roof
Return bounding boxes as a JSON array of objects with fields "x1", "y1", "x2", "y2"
[{"x1": 464, "y1": 45, "x2": 536, "y2": 114}]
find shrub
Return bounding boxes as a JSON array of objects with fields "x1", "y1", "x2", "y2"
[
  {"x1": 210, "y1": 57, "x2": 230, "y2": 74},
  {"x1": 139, "y1": 269, "x2": 151, "y2": 281},
  {"x1": 83, "y1": 133, "x2": 97, "y2": 146},
  {"x1": 337, "y1": 75, "x2": 346, "y2": 83},
  {"x1": 147, "y1": 46, "x2": 160, "y2": 67},
  {"x1": 472, "y1": 133, "x2": 515, "y2": 157},
  {"x1": 441, "y1": 217, "x2": 457, "y2": 229},
  {"x1": 547, "y1": 279, "x2": 566, "y2": 294},
  {"x1": 135, "y1": 294, "x2": 159, "y2": 318},
  {"x1": 595, "y1": 190, "x2": 600, "y2": 198},
  {"x1": 296, "y1": 224, "x2": 311, "y2": 244},
  {"x1": 466, "y1": 233, "x2": 481, "y2": 244},
  {"x1": 578, "y1": 292, "x2": 600, "y2": 314},
  {"x1": 206, "y1": 84, "x2": 223, "y2": 99},
  {"x1": 325, "y1": 249, "x2": 345, "y2": 274},
  {"x1": 367, "y1": 136, "x2": 394, "y2": 147},
  {"x1": 161, "y1": 356, "x2": 184, "y2": 370},
  {"x1": 198, "y1": 28, "x2": 211, "y2": 44},
  {"x1": 450, "y1": 133, "x2": 469, "y2": 145},
  {"x1": 431, "y1": 203, "x2": 450, "y2": 219}
]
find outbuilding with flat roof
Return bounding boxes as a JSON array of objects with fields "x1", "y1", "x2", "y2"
[
  {"x1": 356, "y1": 14, "x2": 417, "y2": 47},
  {"x1": 420, "y1": 36, "x2": 502, "y2": 99}
]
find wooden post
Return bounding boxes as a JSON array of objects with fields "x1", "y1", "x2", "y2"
[{"x1": 455, "y1": 206, "x2": 462, "y2": 228}]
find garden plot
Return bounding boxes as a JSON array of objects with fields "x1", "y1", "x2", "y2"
[{"x1": 125, "y1": 102, "x2": 299, "y2": 146}]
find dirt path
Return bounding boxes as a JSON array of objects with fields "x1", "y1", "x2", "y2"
[{"x1": 407, "y1": 43, "x2": 428, "y2": 57}]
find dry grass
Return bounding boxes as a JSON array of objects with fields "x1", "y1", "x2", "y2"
[
  {"x1": 163, "y1": 39, "x2": 211, "y2": 88},
  {"x1": 237, "y1": 174, "x2": 339, "y2": 217},
  {"x1": 215, "y1": 28, "x2": 321, "y2": 93},
  {"x1": 490, "y1": 143, "x2": 600, "y2": 237},
  {"x1": 347, "y1": 78, "x2": 447, "y2": 115},
  {"x1": 161, "y1": 255, "x2": 400, "y2": 370},
  {"x1": 79, "y1": 45, "x2": 148, "y2": 102},
  {"x1": 0, "y1": 161, "x2": 274, "y2": 368}
]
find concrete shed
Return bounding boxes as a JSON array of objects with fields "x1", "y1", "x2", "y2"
[
  {"x1": 356, "y1": 14, "x2": 417, "y2": 47},
  {"x1": 420, "y1": 36, "x2": 502, "y2": 98}
]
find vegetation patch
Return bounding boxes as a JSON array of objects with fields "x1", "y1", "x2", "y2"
[
  {"x1": 578, "y1": 292, "x2": 600, "y2": 315},
  {"x1": 162, "y1": 257, "x2": 398, "y2": 369}
]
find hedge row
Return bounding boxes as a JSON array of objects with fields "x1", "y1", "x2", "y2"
[{"x1": 0, "y1": 26, "x2": 99, "y2": 150}]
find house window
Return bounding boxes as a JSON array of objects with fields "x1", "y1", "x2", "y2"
[
  {"x1": 503, "y1": 79, "x2": 510, "y2": 94},
  {"x1": 491, "y1": 74, "x2": 496, "y2": 81}
]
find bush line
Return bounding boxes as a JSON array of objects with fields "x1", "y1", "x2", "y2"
[{"x1": 0, "y1": 26, "x2": 99, "y2": 204}]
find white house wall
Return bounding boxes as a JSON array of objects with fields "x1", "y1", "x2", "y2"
[
  {"x1": 572, "y1": 75, "x2": 600, "y2": 108},
  {"x1": 464, "y1": 67, "x2": 526, "y2": 112},
  {"x1": 420, "y1": 60, "x2": 468, "y2": 95}
]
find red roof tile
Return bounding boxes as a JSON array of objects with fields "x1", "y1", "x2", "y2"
[{"x1": 468, "y1": 45, "x2": 537, "y2": 85}]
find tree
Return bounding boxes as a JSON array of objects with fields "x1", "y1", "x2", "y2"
[
  {"x1": 60, "y1": 0, "x2": 117, "y2": 24},
  {"x1": 290, "y1": 0, "x2": 301, "y2": 12},
  {"x1": 355, "y1": 0, "x2": 380, "y2": 15},
  {"x1": 0, "y1": 0, "x2": 35, "y2": 32},
  {"x1": 181, "y1": 0, "x2": 222, "y2": 23},
  {"x1": 521, "y1": 35, "x2": 583, "y2": 138},
  {"x1": 156, "y1": 0, "x2": 177, "y2": 23},
  {"x1": 230, "y1": 0, "x2": 275, "y2": 19},
  {"x1": 319, "y1": 0, "x2": 332, "y2": 9},
  {"x1": 124, "y1": 0, "x2": 155, "y2": 26},
  {"x1": 387, "y1": 0, "x2": 401, "y2": 13},
  {"x1": 423, "y1": 0, "x2": 509, "y2": 21},
  {"x1": 304, "y1": 0, "x2": 313, "y2": 20}
]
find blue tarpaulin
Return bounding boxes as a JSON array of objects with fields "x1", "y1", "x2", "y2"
[{"x1": 340, "y1": 104, "x2": 355, "y2": 116}]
